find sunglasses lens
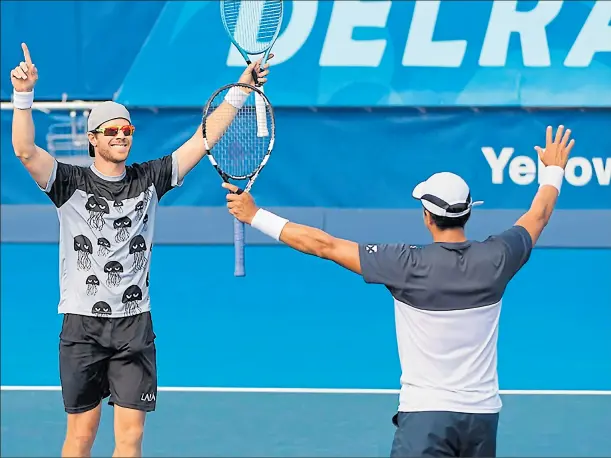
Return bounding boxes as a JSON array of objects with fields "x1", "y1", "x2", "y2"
[
  {"x1": 121, "y1": 126, "x2": 134, "y2": 136},
  {"x1": 103, "y1": 127, "x2": 119, "y2": 136}
]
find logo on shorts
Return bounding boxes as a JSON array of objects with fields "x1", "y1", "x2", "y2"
[
  {"x1": 141, "y1": 392, "x2": 156, "y2": 402},
  {"x1": 366, "y1": 244, "x2": 378, "y2": 253}
]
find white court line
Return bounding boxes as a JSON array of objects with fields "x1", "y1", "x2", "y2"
[{"x1": 1, "y1": 386, "x2": 610, "y2": 395}]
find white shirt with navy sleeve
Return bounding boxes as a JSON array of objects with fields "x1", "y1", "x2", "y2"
[
  {"x1": 40, "y1": 153, "x2": 183, "y2": 318},
  {"x1": 359, "y1": 226, "x2": 533, "y2": 414}
]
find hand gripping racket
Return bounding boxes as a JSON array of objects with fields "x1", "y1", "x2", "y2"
[
  {"x1": 202, "y1": 83, "x2": 276, "y2": 277},
  {"x1": 220, "y1": 0, "x2": 282, "y2": 138}
]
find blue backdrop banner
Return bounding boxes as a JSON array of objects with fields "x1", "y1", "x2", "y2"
[
  {"x1": 2, "y1": 107, "x2": 610, "y2": 208},
  {"x1": 2, "y1": 1, "x2": 609, "y2": 107}
]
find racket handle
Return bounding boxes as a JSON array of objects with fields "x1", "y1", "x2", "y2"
[
  {"x1": 254, "y1": 88, "x2": 269, "y2": 138},
  {"x1": 233, "y1": 217, "x2": 245, "y2": 277}
]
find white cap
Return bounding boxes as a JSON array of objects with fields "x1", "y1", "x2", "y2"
[{"x1": 412, "y1": 172, "x2": 483, "y2": 218}]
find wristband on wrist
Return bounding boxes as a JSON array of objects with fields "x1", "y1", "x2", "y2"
[
  {"x1": 539, "y1": 165, "x2": 565, "y2": 194},
  {"x1": 13, "y1": 90, "x2": 34, "y2": 110},
  {"x1": 250, "y1": 209, "x2": 289, "y2": 241},
  {"x1": 224, "y1": 87, "x2": 248, "y2": 110}
]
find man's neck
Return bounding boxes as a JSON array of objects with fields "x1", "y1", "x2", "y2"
[
  {"x1": 93, "y1": 158, "x2": 126, "y2": 177},
  {"x1": 431, "y1": 228, "x2": 467, "y2": 243}
]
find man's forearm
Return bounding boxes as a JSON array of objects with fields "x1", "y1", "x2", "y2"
[
  {"x1": 279, "y1": 223, "x2": 336, "y2": 258},
  {"x1": 204, "y1": 99, "x2": 241, "y2": 150},
  {"x1": 526, "y1": 185, "x2": 559, "y2": 224},
  {"x1": 250, "y1": 209, "x2": 335, "y2": 258}
]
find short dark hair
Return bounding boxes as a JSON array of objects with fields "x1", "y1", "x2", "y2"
[{"x1": 426, "y1": 209, "x2": 471, "y2": 230}]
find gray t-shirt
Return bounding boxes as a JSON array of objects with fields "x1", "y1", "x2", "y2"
[
  {"x1": 358, "y1": 226, "x2": 532, "y2": 413},
  {"x1": 41, "y1": 152, "x2": 182, "y2": 318}
]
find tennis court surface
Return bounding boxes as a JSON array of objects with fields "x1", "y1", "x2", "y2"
[{"x1": 1, "y1": 387, "x2": 610, "y2": 457}]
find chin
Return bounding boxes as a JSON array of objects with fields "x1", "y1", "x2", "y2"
[{"x1": 102, "y1": 148, "x2": 130, "y2": 163}]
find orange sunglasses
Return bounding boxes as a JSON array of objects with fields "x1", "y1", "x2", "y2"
[{"x1": 92, "y1": 125, "x2": 136, "y2": 136}]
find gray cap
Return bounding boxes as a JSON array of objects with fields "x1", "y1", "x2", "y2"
[{"x1": 87, "y1": 101, "x2": 131, "y2": 157}]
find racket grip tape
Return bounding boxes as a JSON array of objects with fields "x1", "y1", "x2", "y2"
[
  {"x1": 233, "y1": 217, "x2": 245, "y2": 277},
  {"x1": 255, "y1": 91, "x2": 269, "y2": 138}
]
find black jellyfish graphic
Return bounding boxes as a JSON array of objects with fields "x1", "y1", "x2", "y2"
[
  {"x1": 97, "y1": 237, "x2": 111, "y2": 256},
  {"x1": 74, "y1": 235, "x2": 93, "y2": 270},
  {"x1": 134, "y1": 200, "x2": 145, "y2": 222},
  {"x1": 113, "y1": 216, "x2": 132, "y2": 243},
  {"x1": 142, "y1": 214, "x2": 149, "y2": 232},
  {"x1": 85, "y1": 275, "x2": 99, "y2": 296},
  {"x1": 122, "y1": 285, "x2": 143, "y2": 316},
  {"x1": 92, "y1": 301, "x2": 112, "y2": 317},
  {"x1": 104, "y1": 261, "x2": 123, "y2": 287},
  {"x1": 85, "y1": 196, "x2": 109, "y2": 231},
  {"x1": 129, "y1": 235, "x2": 148, "y2": 271},
  {"x1": 113, "y1": 200, "x2": 124, "y2": 213},
  {"x1": 142, "y1": 186, "x2": 154, "y2": 206}
]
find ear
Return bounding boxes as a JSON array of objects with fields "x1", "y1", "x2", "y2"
[{"x1": 87, "y1": 132, "x2": 96, "y2": 147}]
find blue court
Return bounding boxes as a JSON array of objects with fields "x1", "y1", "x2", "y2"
[
  {"x1": 2, "y1": 244, "x2": 611, "y2": 457},
  {"x1": 1, "y1": 389, "x2": 610, "y2": 457}
]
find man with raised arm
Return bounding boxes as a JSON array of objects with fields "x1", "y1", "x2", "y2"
[
  {"x1": 223, "y1": 125, "x2": 574, "y2": 457},
  {"x1": 10, "y1": 42, "x2": 271, "y2": 457}
]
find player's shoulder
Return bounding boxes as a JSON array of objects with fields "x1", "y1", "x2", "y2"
[{"x1": 481, "y1": 225, "x2": 533, "y2": 249}]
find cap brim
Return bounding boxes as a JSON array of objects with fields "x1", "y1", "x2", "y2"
[{"x1": 412, "y1": 181, "x2": 426, "y2": 200}]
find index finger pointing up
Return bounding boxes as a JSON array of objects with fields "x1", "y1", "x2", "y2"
[{"x1": 21, "y1": 42, "x2": 33, "y2": 65}]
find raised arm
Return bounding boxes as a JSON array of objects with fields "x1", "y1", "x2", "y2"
[
  {"x1": 11, "y1": 43, "x2": 56, "y2": 189},
  {"x1": 515, "y1": 125, "x2": 575, "y2": 245},
  {"x1": 222, "y1": 183, "x2": 362, "y2": 274},
  {"x1": 173, "y1": 57, "x2": 272, "y2": 182}
]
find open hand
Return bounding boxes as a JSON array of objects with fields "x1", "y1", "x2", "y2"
[
  {"x1": 535, "y1": 125, "x2": 575, "y2": 169},
  {"x1": 238, "y1": 54, "x2": 273, "y2": 92},
  {"x1": 223, "y1": 183, "x2": 259, "y2": 224},
  {"x1": 11, "y1": 43, "x2": 38, "y2": 93}
]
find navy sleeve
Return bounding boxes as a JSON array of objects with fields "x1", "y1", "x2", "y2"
[
  {"x1": 492, "y1": 226, "x2": 533, "y2": 279},
  {"x1": 141, "y1": 152, "x2": 183, "y2": 200},
  {"x1": 41, "y1": 160, "x2": 81, "y2": 208},
  {"x1": 358, "y1": 243, "x2": 412, "y2": 287}
]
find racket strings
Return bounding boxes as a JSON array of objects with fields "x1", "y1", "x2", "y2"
[
  {"x1": 222, "y1": 0, "x2": 282, "y2": 53},
  {"x1": 206, "y1": 89, "x2": 272, "y2": 179}
]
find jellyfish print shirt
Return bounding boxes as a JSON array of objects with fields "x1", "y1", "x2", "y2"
[{"x1": 39, "y1": 153, "x2": 183, "y2": 318}]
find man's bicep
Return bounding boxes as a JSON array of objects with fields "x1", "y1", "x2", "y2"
[
  {"x1": 515, "y1": 212, "x2": 545, "y2": 246},
  {"x1": 20, "y1": 145, "x2": 57, "y2": 190},
  {"x1": 327, "y1": 238, "x2": 362, "y2": 274},
  {"x1": 357, "y1": 243, "x2": 411, "y2": 286}
]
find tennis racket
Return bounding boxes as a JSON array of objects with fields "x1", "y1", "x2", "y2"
[
  {"x1": 202, "y1": 83, "x2": 276, "y2": 277},
  {"x1": 220, "y1": 0, "x2": 283, "y2": 138}
]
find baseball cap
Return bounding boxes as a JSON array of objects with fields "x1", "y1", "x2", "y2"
[
  {"x1": 412, "y1": 172, "x2": 483, "y2": 218},
  {"x1": 87, "y1": 101, "x2": 131, "y2": 157}
]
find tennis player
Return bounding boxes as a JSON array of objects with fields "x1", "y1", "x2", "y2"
[
  {"x1": 10, "y1": 42, "x2": 271, "y2": 457},
  {"x1": 223, "y1": 125, "x2": 575, "y2": 457}
]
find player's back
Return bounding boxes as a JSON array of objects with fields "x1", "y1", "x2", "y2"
[{"x1": 358, "y1": 225, "x2": 533, "y2": 413}]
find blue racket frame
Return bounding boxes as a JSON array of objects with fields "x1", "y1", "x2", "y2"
[{"x1": 219, "y1": 0, "x2": 283, "y2": 84}]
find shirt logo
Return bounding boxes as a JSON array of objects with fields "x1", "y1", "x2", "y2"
[{"x1": 366, "y1": 244, "x2": 377, "y2": 253}]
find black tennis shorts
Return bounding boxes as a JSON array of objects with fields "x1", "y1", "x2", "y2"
[
  {"x1": 390, "y1": 410, "x2": 499, "y2": 457},
  {"x1": 59, "y1": 311, "x2": 157, "y2": 414}
]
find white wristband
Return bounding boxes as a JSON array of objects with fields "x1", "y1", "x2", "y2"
[
  {"x1": 13, "y1": 90, "x2": 34, "y2": 110},
  {"x1": 251, "y1": 209, "x2": 289, "y2": 241},
  {"x1": 224, "y1": 87, "x2": 248, "y2": 110},
  {"x1": 539, "y1": 165, "x2": 565, "y2": 194}
]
